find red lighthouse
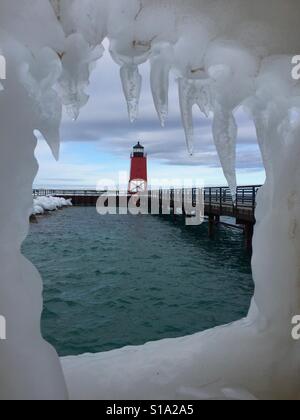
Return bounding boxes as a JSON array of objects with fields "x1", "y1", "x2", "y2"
[{"x1": 128, "y1": 142, "x2": 148, "y2": 194}]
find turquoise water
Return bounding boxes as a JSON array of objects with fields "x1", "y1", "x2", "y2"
[{"x1": 22, "y1": 207, "x2": 253, "y2": 357}]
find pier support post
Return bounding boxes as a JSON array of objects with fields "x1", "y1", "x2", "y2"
[
  {"x1": 29, "y1": 214, "x2": 38, "y2": 224},
  {"x1": 244, "y1": 222, "x2": 254, "y2": 252},
  {"x1": 208, "y1": 215, "x2": 215, "y2": 238}
]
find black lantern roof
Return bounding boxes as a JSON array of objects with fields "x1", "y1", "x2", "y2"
[{"x1": 133, "y1": 141, "x2": 144, "y2": 150}]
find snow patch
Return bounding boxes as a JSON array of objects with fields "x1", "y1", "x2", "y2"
[{"x1": 32, "y1": 196, "x2": 72, "y2": 215}]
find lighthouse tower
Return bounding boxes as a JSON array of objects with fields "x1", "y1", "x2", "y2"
[{"x1": 128, "y1": 142, "x2": 148, "y2": 194}]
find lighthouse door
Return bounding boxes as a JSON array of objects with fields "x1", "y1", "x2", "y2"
[{"x1": 129, "y1": 179, "x2": 147, "y2": 194}]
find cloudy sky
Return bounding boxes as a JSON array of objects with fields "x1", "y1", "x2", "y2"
[{"x1": 34, "y1": 42, "x2": 265, "y2": 190}]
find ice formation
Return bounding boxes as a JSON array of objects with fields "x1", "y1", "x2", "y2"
[
  {"x1": 0, "y1": 0, "x2": 300, "y2": 400},
  {"x1": 32, "y1": 196, "x2": 72, "y2": 215}
]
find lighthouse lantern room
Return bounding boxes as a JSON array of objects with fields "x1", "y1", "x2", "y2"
[{"x1": 128, "y1": 142, "x2": 148, "y2": 194}]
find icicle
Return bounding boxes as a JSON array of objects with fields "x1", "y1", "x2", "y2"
[
  {"x1": 179, "y1": 77, "x2": 212, "y2": 155},
  {"x1": 251, "y1": 110, "x2": 269, "y2": 173},
  {"x1": 62, "y1": 87, "x2": 89, "y2": 121},
  {"x1": 178, "y1": 78, "x2": 194, "y2": 155},
  {"x1": 150, "y1": 43, "x2": 173, "y2": 127},
  {"x1": 195, "y1": 84, "x2": 211, "y2": 118},
  {"x1": 120, "y1": 64, "x2": 142, "y2": 123},
  {"x1": 58, "y1": 33, "x2": 104, "y2": 121},
  {"x1": 212, "y1": 105, "x2": 237, "y2": 199},
  {"x1": 38, "y1": 116, "x2": 61, "y2": 161},
  {"x1": 19, "y1": 47, "x2": 62, "y2": 160},
  {"x1": 49, "y1": 0, "x2": 61, "y2": 21}
]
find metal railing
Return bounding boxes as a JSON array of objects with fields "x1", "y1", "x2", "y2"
[
  {"x1": 33, "y1": 189, "x2": 104, "y2": 197},
  {"x1": 236, "y1": 185, "x2": 261, "y2": 210},
  {"x1": 203, "y1": 185, "x2": 261, "y2": 211},
  {"x1": 33, "y1": 185, "x2": 262, "y2": 211}
]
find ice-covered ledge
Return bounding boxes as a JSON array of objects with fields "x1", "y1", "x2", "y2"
[
  {"x1": 61, "y1": 318, "x2": 294, "y2": 400},
  {"x1": 1, "y1": 0, "x2": 300, "y2": 400}
]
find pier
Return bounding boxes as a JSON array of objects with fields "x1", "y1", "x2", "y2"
[
  {"x1": 203, "y1": 185, "x2": 260, "y2": 251},
  {"x1": 33, "y1": 185, "x2": 261, "y2": 251}
]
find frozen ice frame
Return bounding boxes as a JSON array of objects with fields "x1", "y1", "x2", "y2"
[{"x1": 0, "y1": 0, "x2": 300, "y2": 400}]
